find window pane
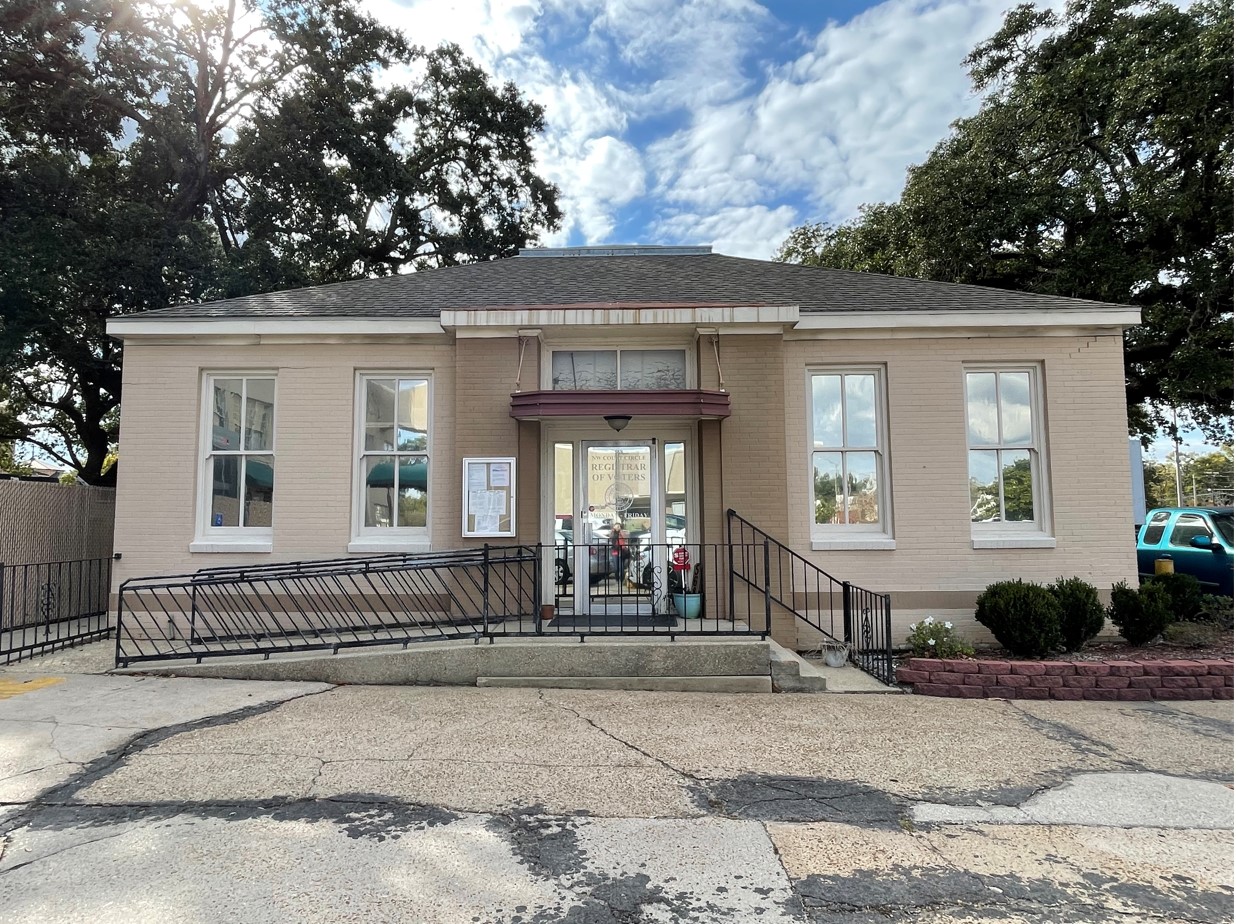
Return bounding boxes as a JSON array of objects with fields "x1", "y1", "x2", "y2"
[
  {"x1": 551, "y1": 351, "x2": 617, "y2": 390},
  {"x1": 396, "y1": 458, "x2": 429, "y2": 528},
  {"x1": 811, "y1": 375, "x2": 843, "y2": 448},
  {"x1": 212, "y1": 379, "x2": 243, "y2": 450},
  {"x1": 999, "y1": 372, "x2": 1032, "y2": 445},
  {"x1": 1142, "y1": 510, "x2": 1171, "y2": 544},
  {"x1": 846, "y1": 451, "x2": 879, "y2": 524},
  {"x1": 244, "y1": 456, "x2": 274, "y2": 527},
  {"x1": 664, "y1": 441, "x2": 686, "y2": 543},
  {"x1": 844, "y1": 374, "x2": 877, "y2": 448},
  {"x1": 364, "y1": 455, "x2": 396, "y2": 528},
  {"x1": 365, "y1": 425, "x2": 395, "y2": 452},
  {"x1": 620, "y1": 350, "x2": 687, "y2": 389},
  {"x1": 366, "y1": 379, "x2": 396, "y2": 424},
  {"x1": 813, "y1": 452, "x2": 843, "y2": 525},
  {"x1": 1169, "y1": 514, "x2": 1210, "y2": 548},
  {"x1": 966, "y1": 373, "x2": 998, "y2": 446},
  {"x1": 211, "y1": 456, "x2": 240, "y2": 526},
  {"x1": 969, "y1": 450, "x2": 1000, "y2": 522},
  {"x1": 244, "y1": 379, "x2": 275, "y2": 451},
  {"x1": 1001, "y1": 450, "x2": 1035, "y2": 522},
  {"x1": 396, "y1": 379, "x2": 429, "y2": 451}
]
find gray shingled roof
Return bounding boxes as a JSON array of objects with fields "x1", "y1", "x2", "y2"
[{"x1": 128, "y1": 251, "x2": 1130, "y2": 320}]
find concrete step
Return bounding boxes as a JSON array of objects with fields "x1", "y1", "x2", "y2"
[
  {"x1": 768, "y1": 641, "x2": 830, "y2": 692},
  {"x1": 477, "y1": 675, "x2": 773, "y2": 693}
]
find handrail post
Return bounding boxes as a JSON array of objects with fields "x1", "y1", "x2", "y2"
[
  {"x1": 762, "y1": 539, "x2": 772, "y2": 635},
  {"x1": 114, "y1": 581, "x2": 126, "y2": 668},
  {"x1": 842, "y1": 580, "x2": 853, "y2": 646},
  {"x1": 884, "y1": 592, "x2": 894, "y2": 682},
  {"x1": 481, "y1": 543, "x2": 491, "y2": 637},
  {"x1": 726, "y1": 513, "x2": 735, "y2": 626},
  {"x1": 534, "y1": 543, "x2": 543, "y2": 635}
]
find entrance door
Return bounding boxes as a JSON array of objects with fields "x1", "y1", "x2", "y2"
[{"x1": 577, "y1": 441, "x2": 657, "y2": 614}]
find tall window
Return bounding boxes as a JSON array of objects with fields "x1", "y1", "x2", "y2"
[
  {"x1": 965, "y1": 367, "x2": 1045, "y2": 529},
  {"x1": 358, "y1": 376, "x2": 430, "y2": 532},
  {"x1": 551, "y1": 350, "x2": 687, "y2": 389},
  {"x1": 204, "y1": 376, "x2": 275, "y2": 531},
  {"x1": 810, "y1": 370, "x2": 887, "y2": 533}
]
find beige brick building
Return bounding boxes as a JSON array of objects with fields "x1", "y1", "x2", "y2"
[{"x1": 107, "y1": 245, "x2": 1140, "y2": 649}]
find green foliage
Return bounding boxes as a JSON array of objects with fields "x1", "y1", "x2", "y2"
[
  {"x1": 974, "y1": 580, "x2": 1063, "y2": 658},
  {"x1": 1143, "y1": 446, "x2": 1234, "y2": 510},
  {"x1": 1146, "y1": 572, "x2": 1205, "y2": 621},
  {"x1": 776, "y1": 0, "x2": 1233, "y2": 444},
  {"x1": 904, "y1": 616, "x2": 975, "y2": 659},
  {"x1": 1197, "y1": 594, "x2": 1234, "y2": 630},
  {"x1": 1161, "y1": 621, "x2": 1222, "y2": 649},
  {"x1": 1049, "y1": 577, "x2": 1106, "y2": 652},
  {"x1": 0, "y1": 0, "x2": 561, "y2": 483},
  {"x1": 1108, "y1": 580, "x2": 1173, "y2": 646}
]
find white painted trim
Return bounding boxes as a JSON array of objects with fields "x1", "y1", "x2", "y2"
[
  {"x1": 189, "y1": 540, "x2": 273, "y2": 553},
  {"x1": 108, "y1": 318, "x2": 446, "y2": 338},
  {"x1": 811, "y1": 538, "x2": 896, "y2": 551},
  {"x1": 784, "y1": 325, "x2": 1129, "y2": 341},
  {"x1": 792, "y1": 308, "x2": 1140, "y2": 331},
  {"x1": 442, "y1": 305, "x2": 800, "y2": 329},
  {"x1": 971, "y1": 536, "x2": 1058, "y2": 549}
]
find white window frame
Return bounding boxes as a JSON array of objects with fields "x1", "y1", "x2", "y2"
[
  {"x1": 191, "y1": 372, "x2": 276, "y2": 553},
  {"x1": 349, "y1": 372, "x2": 433, "y2": 553},
  {"x1": 964, "y1": 363, "x2": 1054, "y2": 549},
  {"x1": 542, "y1": 343, "x2": 695, "y2": 390},
  {"x1": 807, "y1": 366, "x2": 894, "y2": 550}
]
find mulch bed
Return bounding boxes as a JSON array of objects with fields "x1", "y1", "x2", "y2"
[{"x1": 895, "y1": 630, "x2": 1233, "y2": 670}]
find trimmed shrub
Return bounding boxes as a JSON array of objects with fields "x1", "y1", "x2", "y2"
[
  {"x1": 1161, "y1": 621, "x2": 1222, "y2": 649},
  {"x1": 1049, "y1": 577, "x2": 1105, "y2": 652},
  {"x1": 1198, "y1": 594, "x2": 1234, "y2": 630},
  {"x1": 905, "y1": 616, "x2": 975, "y2": 659},
  {"x1": 974, "y1": 580, "x2": 1062, "y2": 658},
  {"x1": 1147, "y1": 572, "x2": 1204, "y2": 622},
  {"x1": 1108, "y1": 581, "x2": 1172, "y2": 646}
]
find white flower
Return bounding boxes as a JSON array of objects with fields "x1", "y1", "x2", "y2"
[
  {"x1": 908, "y1": 623, "x2": 917, "y2": 631},
  {"x1": 923, "y1": 616, "x2": 936, "y2": 625},
  {"x1": 944, "y1": 621, "x2": 953, "y2": 630},
  {"x1": 927, "y1": 638, "x2": 936, "y2": 646}
]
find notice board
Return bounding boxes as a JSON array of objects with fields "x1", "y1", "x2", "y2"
[{"x1": 462, "y1": 458, "x2": 515, "y2": 537}]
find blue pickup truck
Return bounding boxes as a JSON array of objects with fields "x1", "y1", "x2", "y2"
[{"x1": 1137, "y1": 507, "x2": 1233, "y2": 596}]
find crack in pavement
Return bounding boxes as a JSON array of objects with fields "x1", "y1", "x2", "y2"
[
  {"x1": 1004, "y1": 702, "x2": 1147, "y2": 771},
  {"x1": 0, "y1": 684, "x2": 337, "y2": 838}
]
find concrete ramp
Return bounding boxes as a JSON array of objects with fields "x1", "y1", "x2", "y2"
[{"x1": 113, "y1": 637, "x2": 883, "y2": 693}]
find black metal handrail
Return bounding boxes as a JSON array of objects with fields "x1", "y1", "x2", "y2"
[
  {"x1": 1, "y1": 557, "x2": 113, "y2": 665},
  {"x1": 726, "y1": 509, "x2": 895, "y2": 684},
  {"x1": 116, "y1": 546, "x2": 540, "y2": 666}
]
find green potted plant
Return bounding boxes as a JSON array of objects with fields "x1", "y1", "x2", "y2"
[{"x1": 670, "y1": 560, "x2": 704, "y2": 619}]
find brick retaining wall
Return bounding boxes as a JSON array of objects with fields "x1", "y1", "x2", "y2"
[{"x1": 896, "y1": 657, "x2": 1234, "y2": 701}]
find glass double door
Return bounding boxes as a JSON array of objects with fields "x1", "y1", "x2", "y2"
[{"x1": 552, "y1": 436, "x2": 689, "y2": 616}]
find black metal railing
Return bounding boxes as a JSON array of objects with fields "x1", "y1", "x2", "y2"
[
  {"x1": 545, "y1": 539, "x2": 770, "y2": 636},
  {"x1": 1, "y1": 557, "x2": 113, "y2": 665},
  {"x1": 115, "y1": 546, "x2": 539, "y2": 666},
  {"x1": 727, "y1": 510, "x2": 895, "y2": 684}
]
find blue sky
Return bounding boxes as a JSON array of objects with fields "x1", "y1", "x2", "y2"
[
  {"x1": 364, "y1": 0, "x2": 1012, "y2": 257},
  {"x1": 359, "y1": 0, "x2": 1219, "y2": 459}
]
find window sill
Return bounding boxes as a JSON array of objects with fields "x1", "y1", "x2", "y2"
[
  {"x1": 348, "y1": 537, "x2": 433, "y2": 554},
  {"x1": 811, "y1": 538, "x2": 896, "y2": 551},
  {"x1": 189, "y1": 539, "x2": 273, "y2": 554},
  {"x1": 971, "y1": 536, "x2": 1057, "y2": 550}
]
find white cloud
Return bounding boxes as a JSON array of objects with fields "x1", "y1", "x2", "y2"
[{"x1": 359, "y1": 0, "x2": 1018, "y2": 257}]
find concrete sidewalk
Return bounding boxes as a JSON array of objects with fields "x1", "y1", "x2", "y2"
[{"x1": 0, "y1": 642, "x2": 1232, "y2": 922}]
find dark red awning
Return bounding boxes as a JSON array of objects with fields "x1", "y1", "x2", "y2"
[{"x1": 509, "y1": 389, "x2": 731, "y2": 420}]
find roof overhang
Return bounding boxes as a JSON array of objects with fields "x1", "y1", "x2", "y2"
[
  {"x1": 106, "y1": 318, "x2": 446, "y2": 339},
  {"x1": 444, "y1": 303, "x2": 799, "y2": 335},
  {"x1": 510, "y1": 389, "x2": 731, "y2": 421},
  {"x1": 792, "y1": 307, "x2": 1141, "y2": 333}
]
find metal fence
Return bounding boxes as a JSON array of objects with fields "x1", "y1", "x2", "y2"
[
  {"x1": 1, "y1": 558, "x2": 113, "y2": 665},
  {"x1": 728, "y1": 510, "x2": 895, "y2": 684}
]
